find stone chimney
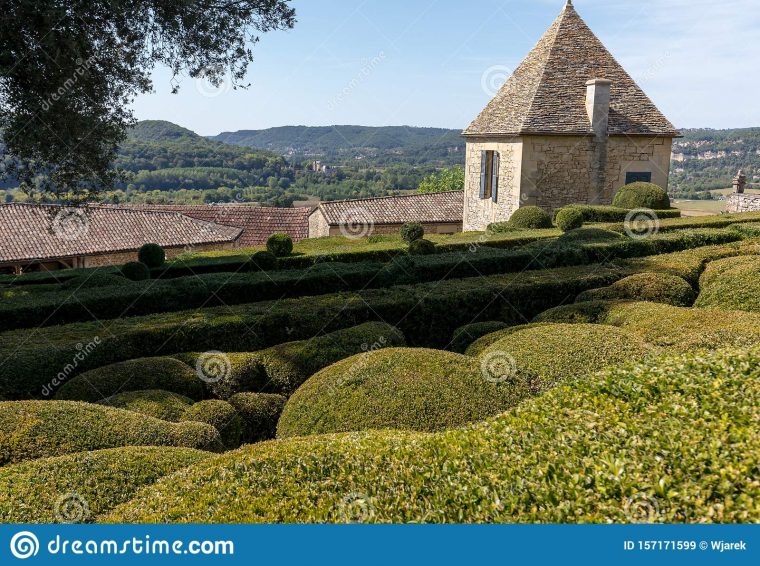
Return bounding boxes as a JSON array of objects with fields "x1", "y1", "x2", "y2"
[
  {"x1": 585, "y1": 78, "x2": 611, "y2": 203},
  {"x1": 585, "y1": 78, "x2": 612, "y2": 136},
  {"x1": 733, "y1": 169, "x2": 746, "y2": 194}
]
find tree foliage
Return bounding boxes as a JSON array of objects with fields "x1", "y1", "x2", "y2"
[
  {"x1": 417, "y1": 166, "x2": 464, "y2": 194},
  {"x1": 0, "y1": 0, "x2": 295, "y2": 202}
]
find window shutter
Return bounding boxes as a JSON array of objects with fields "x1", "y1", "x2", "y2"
[
  {"x1": 491, "y1": 152, "x2": 500, "y2": 203},
  {"x1": 479, "y1": 152, "x2": 487, "y2": 199}
]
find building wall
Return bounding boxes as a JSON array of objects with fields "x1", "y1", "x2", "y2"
[
  {"x1": 463, "y1": 138, "x2": 523, "y2": 231},
  {"x1": 463, "y1": 134, "x2": 675, "y2": 231},
  {"x1": 325, "y1": 222, "x2": 461, "y2": 237},
  {"x1": 606, "y1": 136, "x2": 673, "y2": 197},
  {"x1": 1, "y1": 242, "x2": 236, "y2": 274},
  {"x1": 726, "y1": 193, "x2": 760, "y2": 213},
  {"x1": 308, "y1": 209, "x2": 331, "y2": 238},
  {"x1": 520, "y1": 135, "x2": 597, "y2": 213}
]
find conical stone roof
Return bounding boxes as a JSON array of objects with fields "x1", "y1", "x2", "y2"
[{"x1": 464, "y1": 1, "x2": 678, "y2": 137}]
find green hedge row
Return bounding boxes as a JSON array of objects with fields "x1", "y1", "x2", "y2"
[
  {"x1": 0, "y1": 446, "x2": 212, "y2": 523},
  {"x1": 0, "y1": 401, "x2": 222, "y2": 465},
  {"x1": 3, "y1": 239, "x2": 756, "y2": 400},
  {"x1": 0, "y1": 263, "x2": 627, "y2": 399},
  {"x1": 553, "y1": 204, "x2": 681, "y2": 223},
  {"x1": 104, "y1": 345, "x2": 759, "y2": 523},
  {"x1": 0, "y1": 228, "x2": 743, "y2": 332}
]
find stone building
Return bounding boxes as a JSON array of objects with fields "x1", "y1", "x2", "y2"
[
  {"x1": 308, "y1": 192, "x2": 463, "y2": 238},
  {"x1": 462, "y1": 0, "x2": 679, "y2": 231},
  {"x1": 0, "y1": 204, "x2": 241, "y2": 274}
]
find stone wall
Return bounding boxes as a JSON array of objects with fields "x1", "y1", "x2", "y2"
[
  {"x1": 463, "y1": 138, "x2": 522, "y2": 231},
  {"x1": 326, "y1": 222, "x2": 461, "y2": 237},
  {"x1": 82, "y1": 242, "x2": 236, "y2": 268},
  {"x1": 308, "y1": 209, "x2": 331, "y2": 238},
  {"x1": 606, "y1": 135, "x2": 672, "y2": 197},
  {"x1": 463, "y1": 134, "x2": 675, "y2": 231},
  {"x1": 726, "y1": 193, "x2": 760, "y2": 213},
  {"x1": 521, "y1": 135, "x2": 596, "y2": 212}
]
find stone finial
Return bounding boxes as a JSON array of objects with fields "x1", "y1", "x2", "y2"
[{"x1": 733, "y1": 169, "x2": 747, "y2": 194}]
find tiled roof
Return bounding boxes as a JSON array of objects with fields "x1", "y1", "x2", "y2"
[
  {"x1": 111, "y1": 204, "x2": 312, "y2": 247},
  {"x1": 316, "y1": 191, "x2": 463, "y2": 226},
  {"x1": 464, "y1": 1, "x2": 678, "y2": 137},
  {"x1": 0, "y1": 204, "x2": 241, "y2": 264}
]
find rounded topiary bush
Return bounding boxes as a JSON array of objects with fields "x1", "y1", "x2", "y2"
[
  {"x1": 408, "y1": 239, "x2": 436, "y2": 256},
  {"x1": 62, "y1": 272, "x2": 127, "y2": 290},
  {"x1": 449, "y1": 321, "x2": 508, "y2": 354},
  {"x1": 104, "y1": 346, "x2": 760, "y2": 524},
  {"x1": 228, "y1": 392, "x2": 286, "y2": 444},
  {"x1": 55, "y1": 357, "x2": 205, "y2": 402},
  {"x1": 0, "y1": 446, "x2": 211, "y2": 523},
  {"x1": 137, "y1": 243, "x2": 166, "y2": 268},
  {"x1": 181, "y1": 400, "x2": 242, "y2": 450},
  {"x1": 98, "y1": 389, "x2": 195, "y2": 422},
  {"x1": 612, "y1": 182, "x2": 670, "y2": 210},
  {"x1": 0, "y1": 401, "x2": 221, "y2": 465},
  {"x1": 695, "y1": 256, "x2": 760, "y2": 312},
  {"x1": 479, "y1": 323, "x2": 651, "y2": 389},
  {"x1": 266, "y1": 233, "x2": 293, "y2": 257},
  {"x1": 177, "y1": 322, "x2": 406, "y2": 399},
  {"x1": 576, "y1": 272, "x2": 696, "y2": 307},
  {"x1": 508, "y1": 206, "x2": 552, "y2": 229},
  {"x1": 121, "y1": 261, "x2": 150, "y2": 281},
  {"x1": 554, "y1": 207, "x2": 584, "y2": 232},
  {"x1": 249, "y1": 250, "x2": 277, "y2": 271},
  {"x1": 400, "y1": 222, "x2": 424, "y2": 244},
  {"x1": 277, "y1": 347, "x2": 534, "y2": 438},
  {"x1": 464, "y1": 323, "x2": 552, "y2": 357}
]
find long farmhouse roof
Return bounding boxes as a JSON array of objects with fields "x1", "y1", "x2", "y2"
[
  {"x1": 316, "y1": 191, "x2": 463, "y2": 226},
  {"x1": 0, "y1": 204, "x2": 241, "y2": 264},
  {"x1": 108, "y1": 204, "x2": 312, "y2": 247},
  {"x1": 464, "y1": 1, "x2": 678, "y2": 138}
]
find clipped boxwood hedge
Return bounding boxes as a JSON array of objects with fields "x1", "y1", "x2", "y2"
[
  {"x1": 479, "y1": 323, "x2": 652, "y2": 389},
  {"x1": 277, "y1": 348, "x2": 535, "y2": 438},
  {"x1": 508, "y1": 206, "x2": 553, "y2": 229},
  {"x1": 178, "y1": 322, "x2": 406, "y2": 399},
  {"x1": 0, "y1": 227, "x2": 745, "y2": 333},
  {"x1": 104, "y1": 346, "x2": 759, "y2": 523},
  {"x1": 228, "y1": 392, "x2": 286, "y2": 444},
  {"x1": 612, "y1": 182, "x2": 670, "y2": 210},
  {"x1": 181, "y1": 400, "x2": 242, "y2": 450},
  {"x1": 575, "y1": 272, "x2": 696, "y2": 307},
  {"x1": 554, "y1": 207, "x2": 584, "y2": 232},
  {"x1": 55, "y1": 357, "x2": 205, "y2": 402},
  {"x1": 534, "y1": 300, "x2": 760, "y2": 353},
  {"x1": 554, "y1": 204, "x2": 680, "y2": 223},
  {"x1": 448, "y1": 321, "x2": 508, "y2": 353},
  {"x1": 0, "y1": 401, "x2": 221, "y2": 465},
  {"x1": 464, "y1": 323, "x2": 552, "y2": 357},
  {"x1": 695, "y1": 256, "x2": 760, "y2": 312},
  {"x1": 0, "y1": 446, "x2": 211, "y2": 523},
  {"x1": 98, "y1": 389, "x2": 194, "y2": 422}
]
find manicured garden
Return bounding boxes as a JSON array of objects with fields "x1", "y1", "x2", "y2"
[{"x1": 0, "y1": 184, "x2": 758, "y2": 524}]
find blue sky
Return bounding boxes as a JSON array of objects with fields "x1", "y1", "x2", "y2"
[{"x1": 131, "y1": 0, "x2": 760, "y2": 136}]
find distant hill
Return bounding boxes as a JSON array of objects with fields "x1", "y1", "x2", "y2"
[
  {"x1": 670, "y1": 127, "x2": 760, "y2": 194},
  {"x1": 128, "y1": 120, "x2": 204, "y2": 143},
  {"x1": 210, "y1": 125, "x2": 464, "y2": 166}
]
